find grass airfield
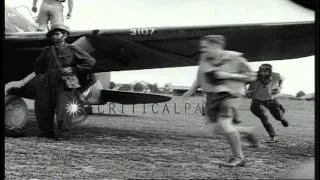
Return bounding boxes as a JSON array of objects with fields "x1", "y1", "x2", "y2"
[{"x1": 5, "y1": 96, "x2": 315, "y2": 179}]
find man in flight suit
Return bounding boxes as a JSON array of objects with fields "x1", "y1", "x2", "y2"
[
  {"x1": 247, "y1": 64, "x2": 289, "y2": 143},
  {"x1": 183, "y1": 35, "x2": 259, "y2": 167},
  {"x1": 32, "y1": 0, "x2": 73, "y2": 31},
  {"x1": 34, "y1": 24, "x2": 96, "y2": 140}
]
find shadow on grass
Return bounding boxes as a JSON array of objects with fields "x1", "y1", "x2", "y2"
[{"x1": 9, "y1": 115, "x2": 216, "y2": 142}]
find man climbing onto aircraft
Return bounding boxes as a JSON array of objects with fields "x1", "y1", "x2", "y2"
[
  {"x1": 33, "y1": 24, "x2": 95, "y2": 140},
  {"x1": 183, "y1": 35, "x2": 259, "y2": 167},
  {"x1": 32, "y1": 0, "x2": 73, "y2": 31},
  {"x1": 246, "y1": 64, "x2": 289, "y2": 143}
]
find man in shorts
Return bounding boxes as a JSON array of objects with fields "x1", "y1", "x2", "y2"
[
  {"x1": 247, "y1": 64, "x2": 289, "y2": 143},
  {"x1": 183, "y1": 35, "x2": 259, "y2": 167},
  {"x1": 32, "y1": 0, "x2": 73, "y2": 31}
]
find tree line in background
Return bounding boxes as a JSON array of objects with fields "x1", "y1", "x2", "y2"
[
  {"x1": 110, "y1": 81, "x2": 172, "y2": 94},
  {"x1": 110, "y1": 81, "x2": 313, "y2": 100}
]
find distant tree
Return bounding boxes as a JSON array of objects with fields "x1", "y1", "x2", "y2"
[
  {"x1": 110, "y1": 81, "x2": 116, "y2": 89},
  {"x1": 119, "y1": 84, "x2": 132, "y2": 91},
  {"x1": 296, "y1": 91, "x2": 306, "y2": 98},
  {"x1": 163, "y1": 83, "x2": 172, "y2": 94},
  {"x1": 147, "y1": 84, "x2": 152, "y2": 93},
  {"x1": 147, "y1": 83, "x2": 160, "y2": 93},
  {"x1": 133, "y1": 82, "x2": 144, "y2": 92}
]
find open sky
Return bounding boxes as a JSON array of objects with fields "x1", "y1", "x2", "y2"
[{"x1": 6, "y1": 0, "x2": 315, "y2": 95}]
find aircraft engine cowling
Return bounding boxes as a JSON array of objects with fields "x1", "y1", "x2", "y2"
[{"x1": 5, "y1": 95, "x2": 28, "y2": 136}]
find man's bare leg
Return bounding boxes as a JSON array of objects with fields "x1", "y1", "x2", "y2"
[
  {"x1": 237, "y1": 126, "x2": 260, "y2": 148},
  {"x1": 216, "y1": 117, "x2": 245, "y2": 167}
]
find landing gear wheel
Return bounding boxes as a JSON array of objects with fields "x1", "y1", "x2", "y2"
[
  {"x1": 5, "y1": 95, "x2": 28, "y2": 137},
  {"x1": 70, "y1": 104, "x2": 90, "y2": 127},
  {"x1": 67, "y1": 94, "x2": 91, "y2": 127}
]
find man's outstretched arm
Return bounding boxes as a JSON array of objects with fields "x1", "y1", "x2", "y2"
[
  {"x1": 279, "y1": 74, "x2": 284, "y2": 88},
  {"x1": 182, "y1": 78, "x2": 200, "y2": 97},
  {"x1": 72, "y1": 45, "x2": 96, "y2": 71},
  {"x1": 66, "y1": 0, "x2": 73, "y2": 19},
  {"x1": 213, "y1": 57, "x2": 257, "y2": 82},
  {"x1": 32, "y1": 0, "x2": 38, "y2": 12},
  {"x1": 271, "y1": 73, "x2": 285, "y2": 95}
]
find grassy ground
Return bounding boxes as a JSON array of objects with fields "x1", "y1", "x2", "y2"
[{"x1": 5, "y1": 97, "x2": 315, "y2": 179}]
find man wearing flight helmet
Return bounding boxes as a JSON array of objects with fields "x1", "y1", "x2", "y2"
[
  {"x1": 33, "y1": 24, "x2": 96, "y2": 140},
  {"x1": 247, "y1": 64, "x2": 288, "y2": 143}
]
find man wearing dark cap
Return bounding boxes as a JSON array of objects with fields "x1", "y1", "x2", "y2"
[
  {"x1": 183, "y1": 35, "x2": 259, "y2": 167},
  {"x1": 33, "y1": 24, "x2": 96, "y2": 140},
  {"x1": 247, "y1": 64, "x2": 288, "y2": 143}
]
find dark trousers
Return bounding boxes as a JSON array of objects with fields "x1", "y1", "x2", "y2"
[
  {"x1": 250, "y1": 99, "x2": 286, "y2": 137},
  {"x1": 35, "y1": 74, "x2": 80, "y2": 135}
]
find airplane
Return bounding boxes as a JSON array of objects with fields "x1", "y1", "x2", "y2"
[{"x1": 4, "y1": 1, "x2": 314, "y2": 136}]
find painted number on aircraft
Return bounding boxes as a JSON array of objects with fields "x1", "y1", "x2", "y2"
[{"x1": 129, "y1": 28, "x2": 156, "y2": 36}]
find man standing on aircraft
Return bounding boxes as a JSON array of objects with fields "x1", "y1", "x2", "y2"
[
  {"x1": 183, "y1": 35, "x2": 259, "y2": 167},
  {"x1": 32, "y1": 0, "x2": 73, "y2": 31},
  {"x1": 33, "y1": 24, "x2": 96, "y2": 140},
  {"x1": 246, "y1": 64, "x2": 289, "y2": 143}
]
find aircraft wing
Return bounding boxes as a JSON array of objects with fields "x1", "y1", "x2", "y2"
[
  {"x1": 89, "y1": 90, "x2": 172, "y2": 105},
  {"x1": 88, "y1": 21, "x2": 315, "y2": 72},
  {"x1": 4, "y1": 21, "x2": 314, "y2": 84},
  {"x1": 7, "y1": 81, "x2": 172, "y2": 105}
]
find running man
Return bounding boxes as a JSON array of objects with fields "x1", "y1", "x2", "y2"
[
  {"x1": 247, "y1": 64, "x2": 289, "y2": 143},
  {"x1": 183, "y1": 35, "x2": 259, "y2": 167}
]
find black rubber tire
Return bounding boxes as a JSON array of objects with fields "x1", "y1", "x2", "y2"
[{"x1": 5, "y1": 95, "x2": 28, "y2": 137}]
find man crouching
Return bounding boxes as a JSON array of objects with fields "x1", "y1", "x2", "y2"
[{"x1": 183, "y1": 35, "x2": 259, "y2": 167}]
